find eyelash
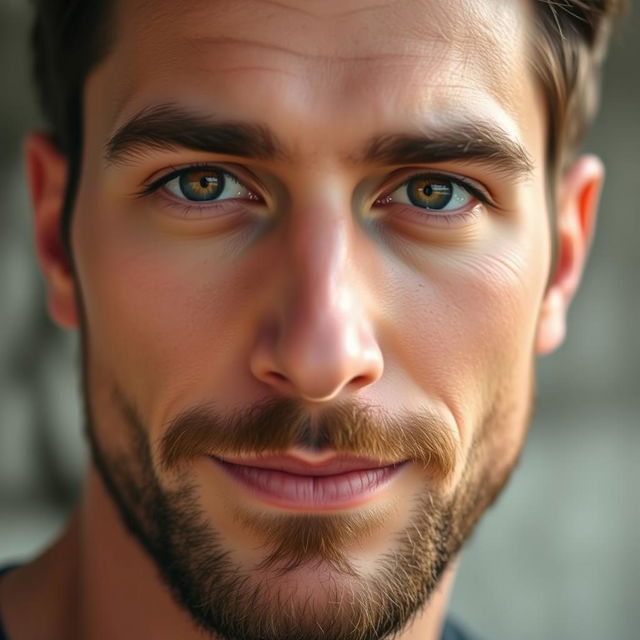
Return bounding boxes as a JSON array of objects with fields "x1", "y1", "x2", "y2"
[
  {"x1": 369, "y1": 171, "x2": 494, "y2": 229},
  {"x1": 137, "y1": 164, "x2": 493, "y2": 224},
  {"x1": 378, "y1": 173, "x2": 490, "y2": 206},
  {"x1": 138, "y1": 162, "x2": 258, "y2": 200}
]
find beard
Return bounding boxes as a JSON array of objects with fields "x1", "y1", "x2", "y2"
[{"x1": 82, "y1": 377, "x2": 529, "y2": 640}]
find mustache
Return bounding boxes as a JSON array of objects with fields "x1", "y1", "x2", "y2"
[{"x1": 159, "y1": 397, "x2": 459, "y2": 476}]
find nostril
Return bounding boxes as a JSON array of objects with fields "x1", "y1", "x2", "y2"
[
  {"x1": 249, "y1": 326, "x2": 384, "y2": 400},
  {"x1": 265, "y1": 371, "x2": 289, "y2": 386},
  {"x1": 349, "y1": 375, "x2": 370, "y2": 387}
]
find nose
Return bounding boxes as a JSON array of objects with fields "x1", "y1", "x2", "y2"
[{"x1": 249, "y1": 207, "x2": 383, "y2": 402}]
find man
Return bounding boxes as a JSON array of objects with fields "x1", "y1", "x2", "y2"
[{"x1": 0, "y1": 0, "x2": 624, "y2": 638}]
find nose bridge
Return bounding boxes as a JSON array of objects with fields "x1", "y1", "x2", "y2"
[
  {"x1": 283, "y1": 205, "x2": 374, "y2": 389},
  {"x1": 287, "y1": 206, "x2": 351, "y2": 332},
  {"x1": 250, "y1": 197, "x2": 383, "y2": 402}
]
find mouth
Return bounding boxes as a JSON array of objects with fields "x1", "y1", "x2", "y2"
[{"x1": 209, "y1": 454, "x2": 407, "y2": 511}]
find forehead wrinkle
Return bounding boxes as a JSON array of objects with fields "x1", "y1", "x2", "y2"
[
  {"x1": 249, "y1": 0, "x2": 389, "y2": 20},
  {"x1": 186, "y1": 35, "x2": 451, "y2": 64},
  {"x1": 102, "y1": 0, "x2": 535, "y2": 162},
  {"x1": 331, "y1": 3, "x2": 389, "y2": 18},
  {"x1": 173, "y1": 0, "x2": 460, "y2": 61},
  {"x1": 254, "y1": 0, "x2": 390, "y2": 19},
  {"x1": 191, "y1": 0, "x2": 402, "y2": 21},
  {"x1": 398, "y1": 0, "x2": 530, "y2": 96},
  {"x1": 250, "y1": 0, "x2": 319, "y2": 17},
  {"x1": 120, "y1": 0, "x2": 519, "y2": 77}
]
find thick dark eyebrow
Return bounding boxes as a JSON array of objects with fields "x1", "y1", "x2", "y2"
[
  {"x1": 105, "y1": 103, "x2": 533, "y2": 181},
  {"x1": 105, "y1": 104, "x2": 286, "y2": 165},
  {"x1": 358, "y1": 121, "x2": 534, "y2": 181}
]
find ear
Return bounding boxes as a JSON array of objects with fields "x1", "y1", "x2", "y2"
[
  {"x1": 535, "y1": 155, "x2": 604, "y2": 354},
  {"x1": 26, "y1": 133, "x2": 79, "y2": 328}
]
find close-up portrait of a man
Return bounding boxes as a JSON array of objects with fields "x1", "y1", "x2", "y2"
[{"x1": 0, "y1": 0, "x2": 634, "y2": 639}]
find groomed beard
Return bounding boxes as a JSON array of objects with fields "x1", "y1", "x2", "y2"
[{"x1": 82, "y1": 375, "x2": 530, "y2": 640}]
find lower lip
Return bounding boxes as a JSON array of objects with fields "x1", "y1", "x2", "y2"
[{"x1": 210, "y1": 458, "x2": 404, "y2": 510}]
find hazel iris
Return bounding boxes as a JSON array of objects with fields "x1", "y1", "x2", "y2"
[
  {"x1": 407, "y1": 177, "x2": 453, "y2": 210},
  {"x1": 179, "y1": 169, "x2": 225, "y2": 201}
]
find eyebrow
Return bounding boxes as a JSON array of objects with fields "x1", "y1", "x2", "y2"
[
  {"x1": 105, "y1": 104, "x2": 283, "y2": 165},
  {"x1": 358, "y1": 123, "x2": 534, "y2": 180},
  {"x1": 105, "y1": 103, "x2": 533, "y2": 180}
]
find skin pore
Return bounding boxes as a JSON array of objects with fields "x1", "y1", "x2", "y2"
[{"x1": 0, "y1": 0, "x2": 603, "y2": 638}]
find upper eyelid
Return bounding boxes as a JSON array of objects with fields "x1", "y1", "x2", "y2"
[
  {"x1": 378, "y1": 170, "x2": 492, "y2": 205},
  {"x1": 138, "y1": 163, "x2": 256, "y2": 199},
  {"x1": 147, "y1": 163, "x2": 236, "y2": 188}
]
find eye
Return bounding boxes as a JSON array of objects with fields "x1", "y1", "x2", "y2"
[
  {"x1": 381, "y1": 174, "x2": 475, "y2": 213},
  {"x1": 161, "y1": 166, "x2": 256, "y2": 203}
]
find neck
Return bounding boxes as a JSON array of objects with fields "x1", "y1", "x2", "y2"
[{"x1": 0, "y1": 466, "x2": 458, "y2": 640}]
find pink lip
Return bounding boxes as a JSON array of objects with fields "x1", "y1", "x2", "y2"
[{"x1": 210, "y1": 455, "x2": 406, "y2": 510}]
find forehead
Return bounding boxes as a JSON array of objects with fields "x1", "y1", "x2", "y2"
[{"x1": 93, "y1": 0, "x2": 536, "y2": 153}]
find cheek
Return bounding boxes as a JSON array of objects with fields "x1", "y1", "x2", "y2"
[
  {"x1": 385, "y1": 222, "x2": 548, "y2": 444},
  {"x1": 72, "y1": 202, "x2": 263, "y2": 425}
]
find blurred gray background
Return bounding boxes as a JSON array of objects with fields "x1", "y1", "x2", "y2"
[{"x1": 0, "y1": 2, "x2": 638, "y2": 639}]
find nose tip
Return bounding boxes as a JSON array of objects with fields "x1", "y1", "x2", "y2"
[{"x1": 250, "y1": 320, "x2": 384, "y2": 402}]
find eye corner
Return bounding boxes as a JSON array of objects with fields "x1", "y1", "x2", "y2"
[{"x1": 373, "y1": 193, "x2": 393, "y2": 207}]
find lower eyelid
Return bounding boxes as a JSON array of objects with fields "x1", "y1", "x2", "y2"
[
  {"x1": 153, "y1": 196, "x2": 257, "y2": 222},
  {"x1": 371, "y1": 200, "x2": 483, "y2": 232}
]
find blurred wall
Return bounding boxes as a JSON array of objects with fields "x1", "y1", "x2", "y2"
[{"x1": 0, "y1": 2, "x2": 638, "y2": 639}]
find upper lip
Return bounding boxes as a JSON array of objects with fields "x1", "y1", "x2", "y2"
[{"x1": 212, "y1": 454, "x2": 404, "y2": 477}]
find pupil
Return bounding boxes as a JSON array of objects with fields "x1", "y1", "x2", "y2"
[
  {"x1": 407, "y1": 176, "x2": 453, "y2": 210},
  {"x1": 180, "y1": 169, "x2": 224, "y2": 201}
]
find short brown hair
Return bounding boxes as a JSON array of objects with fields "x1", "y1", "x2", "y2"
[
  {"x1": 31, "y1": 0, "x2": 625, "y2": 245},
  {"x1": 531, "y1": 0, "x2": 627, "y2": 177}
]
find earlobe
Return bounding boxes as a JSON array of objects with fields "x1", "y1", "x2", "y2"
[
  {"x1": 535, "y1": 155, "x2": 604, "y2": 355},
  {"x1": 25, "y1": 133, "x2": 79, "y2": 328}
]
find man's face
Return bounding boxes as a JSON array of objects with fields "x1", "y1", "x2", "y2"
[{"x1": 67, "y1": 0, "x2": 551, "y2": 637}]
